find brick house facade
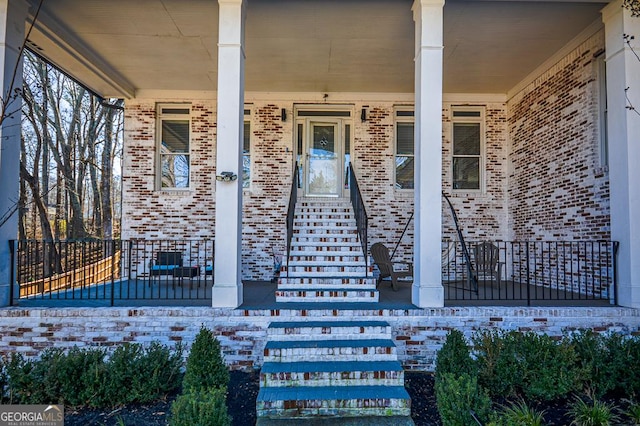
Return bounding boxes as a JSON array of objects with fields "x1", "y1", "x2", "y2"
[
  {"x1": 0, "y1": 0, "x2": 638, "y2": 311},
  {"x1": 120, "y1": 30, "x2": 609, "y2": 282}
]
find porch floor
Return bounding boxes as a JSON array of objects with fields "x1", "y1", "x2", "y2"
[{"x1": 12, "y1": 278, "x2": 612, "y2": 308}]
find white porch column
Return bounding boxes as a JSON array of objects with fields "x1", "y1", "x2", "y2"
[
  {"x1": 602, "y1": 2, "x2": 640, "y2": 308},
  {"x1": 412, "y1": 0, "x2": 445, "y2": 308},
  {"x1": 212, "y1": 0, "x2": 245, "y2": 308},
  {"x1": 0, "y1": 0, "x2": 27, "y2": 307}
]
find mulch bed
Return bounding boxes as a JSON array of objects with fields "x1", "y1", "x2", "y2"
[{"x1": 65, "y1": 370, "x2": 612, "y2": 425}]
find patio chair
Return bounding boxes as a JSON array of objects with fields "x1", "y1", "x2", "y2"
[
  {"x1": 472, "y1": 242, "x2": 504, "y2": 287},
  {"x1": 370, "y1": 242, "x2": 413, "y2": 291},
  {"x1": 149, "y1": 251, "x2": 183, "y2": 285}
]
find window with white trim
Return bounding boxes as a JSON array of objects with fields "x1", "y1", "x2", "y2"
[
  {"x1": 243, "y1": 108, "x2": 251, "y2": 189},
  {"x1": 597, "y1": 55, "x2": 608, "y2": 167},
  {"x1": 395, "y1": 109, "x2": 415, "y2": 190},
  {"x1": 157, "y1": 104, "x2": 191, "y2": 189},
  {"x1": 452, "y1": 108, "x2": 484, "y2": 190}
]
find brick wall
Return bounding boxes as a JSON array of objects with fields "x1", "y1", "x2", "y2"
[
  {"x1": 1, "y1": 306, "x2": 638, "y2": 371},
  {"x1": 121, "y1": 59, "x2": 604, "y2": 280},
  {"x1": 507, "y1": 31, "x2": 610, "y2": 241},
  {"x1": 122, "y1": 100, "x2": 217, "y2": 241}
]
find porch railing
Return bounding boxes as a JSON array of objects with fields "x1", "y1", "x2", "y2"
[
  {"x1": 11, "y1": 239, "x2": 214, "y2": 306},
  {"x1": 442, "y1": 240, "x2": 617, "y2": 305},
  {"x1": 348, "y1": 163, "x2": 368, "y2": 274},
  {"x1": 285, "y1": 163, "x2": 299, "y2": 276}
]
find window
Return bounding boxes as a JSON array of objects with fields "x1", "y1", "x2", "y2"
[
  {"x1": 395, "y1": 109, "x2": 414, "y2": 190},
  {"x1": 597, "y1": 54, "x2": 608, "y2": 167},
  {"x1": 452, "y1": 108, "x2": 484, "y2": 190},
  {"x1": 158, "y1": 104, "x2": 190, "y2": 189},
  {"x1": 243, "y1": 109, "x2": 251, "y2": 189}
]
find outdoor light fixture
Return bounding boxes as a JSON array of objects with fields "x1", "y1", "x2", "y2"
[
  {"x1": 361, "y1": 108, "x2": 367, "y2": 122},
  {"x1": 216, "y1": 171, "x2": 237, "y2": 182},
  {"x1": 281, "y1": 108, "x2": 287, "y2": 122}
]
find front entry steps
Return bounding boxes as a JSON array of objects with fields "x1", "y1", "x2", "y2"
[{"x1": 256, "y1": 199, "x2": 412, "y2": 424}]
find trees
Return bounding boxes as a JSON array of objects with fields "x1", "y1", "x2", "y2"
[{"x1": 20, "y1": 51, "x2": 124, "y2": 240}]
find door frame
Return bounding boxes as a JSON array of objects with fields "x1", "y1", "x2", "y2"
[{"x1": 294, "y1": 105, "x2": 353, "y2": 198}]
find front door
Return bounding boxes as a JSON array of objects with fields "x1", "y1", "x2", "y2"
[{"x1": 306, "y1": 121, "x2": 342, "y2": 196}]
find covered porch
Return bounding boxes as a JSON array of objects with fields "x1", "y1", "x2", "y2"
[{"x1": 0, "y1": 0, "x2": 638, "y2": 310}]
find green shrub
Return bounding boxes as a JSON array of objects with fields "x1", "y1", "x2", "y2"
[
  {"x1": 4, "y1": 342, "x2": 181, "y2": 408},
  {"x1": 170, "y1": 388, "x2": 231, "y2": 426},
  {"x1": 474, "y1": 330, "x2": 580, "y2": 401},
  {"x1": 183, "y1": 326, "x2": 229, "y2": 392},
  {"x1": 615, "y1": 335, "x2": 640, "y2": 397},
  {"x1": 568, "y1": 395, "x2": 621, "y2": 426},
  {"x1": 0, "y1": 356, "x2": 7, "y2": 403},
  {"x1": 435, "y1": 329, "x2": 475, "y2": 384},
  {"x1": 569, "y1": 330, "x2": 610, "y2": 397},
  {"x1": 489, "y1": 399, "x2": 546, "y2": 426},
  {"x1": 474, "y1": 329, "x2": 523, "y2": 399},
  {"x1": 106, "y1": 342, "x2": 183, "y2": 405},
  {"x1": 435, "y1": 372, "x2": 492, "y2": 426},
  {"x1": 52, "y1": 346, "x2": 108, "y2": 407},
  {"x1": 624, "y1": 400, "x2": 640, "y2": 425}
]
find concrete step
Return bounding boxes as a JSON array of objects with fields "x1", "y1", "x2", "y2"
[
  {"x1": 288, "y1": 254, "x2": 365, "y2": 263},
  {"x1": 286, "y1": 260, "x2": 365, "y2": 268},
  {"x1": 283, "y1": 269, "x2": 369, "y2": 278},
  {"x1": 260, "y1": 360, "x2": 404, "y2": 387},
  {"x1": 267, "y1": 321, "x2": 390, "y2": 340},
  {"x1": 256, "y1": 385, "x2": 411, "y2": 418},
  {"x1": 263, "y1": 339, "x2": 397, "y2": 363},
  {"x1": 292, "y1": 236, "x2": 361, "y2": 244},
  {"x1": 278, "y1": 276, "x2": 376, "y2": 288},
  {"x1": 275, "y1": 288, "x2": 378, "y2": 303},
  {"x1": 295, "y1": 213, "x2": 353, "y2": 220},
  {"x1": 294, "y1": 218, "x2": 356, "y2": 227}
]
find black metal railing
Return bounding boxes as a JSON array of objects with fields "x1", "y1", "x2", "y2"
[
  {"x1": 11, "y1": 239, "x2": 214, "y2": 306},
  {"x1": 285, "y1": 163, "x2": 299, "y2": 276},
  {"x1": 442, "y1": 240, "x2": 617, "y2": 305},
  {"x1": 349, "y1": 163, "x2": 368, "y2": 273}
]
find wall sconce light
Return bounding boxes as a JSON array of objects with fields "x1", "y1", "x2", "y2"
[
  {"x1": 281, "y1": 108, "x2": 287, "y2": 122},
  {"x1": 216, "y1": 171, "x2": 237, "y2": 182},
  {"x1": 361, "y1": 108, "x2": 367, "y2": 122}
]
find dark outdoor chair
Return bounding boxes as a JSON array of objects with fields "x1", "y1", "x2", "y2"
[
  {"x1": 370, "y1": 242, "x2": 413, "y2": 291},
  {"x1": 472, "y1": 242, "x2": 504, "y2": 287},
  {"x1": 149, "y1": 251, "x2": 183, "y2": 284}
]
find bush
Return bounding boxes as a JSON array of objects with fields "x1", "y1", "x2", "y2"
[
  {"x1": 435, "y1": 329, "x2": 475, "y2": 384},
  {"x1": 489, "y1": 399, "x2": 547, "y2": 426},
  {"x1": 105, "y1": 342, "x2": 182, "y2": 406},
  {"x1": 183, "y1": 326, "x2": 229, "y2": 392},
  {"x1": 474, "y1": 330, "x2": 580, "y2": 401},
  {"x1": 568, "y1": 395, "x2": 621, "y2": 426},
  {"x1": 435, "y1": 372, "x2": 492, "y2": 426},
  {"x1": 3, "y1": 342, "x2": 181, "y2": 408},
  {"x1": 569, "y1": 330, "x2": 610, "y2": 397},
  {"x1": 4, "y1": 347, "x2": 107, "y2": 406},
  {"x1": 474, "y1": 329, "x2": 523, "y2": 399},
  {"x1": 170, "y1": 388, "x2": 231, "y2": 426}
]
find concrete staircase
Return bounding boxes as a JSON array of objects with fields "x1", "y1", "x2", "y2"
[{"x1": 256, "y1": 198, "x2": 412, "y2": 424}]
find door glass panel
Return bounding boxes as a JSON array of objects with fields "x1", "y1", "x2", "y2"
[{"x1": 308, "y1": 124, "x2": 339, "y2": 195}]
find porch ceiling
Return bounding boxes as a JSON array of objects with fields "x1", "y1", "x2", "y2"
[{"x1": 25, "y1": 0, "x2": 607, "y2": 98}]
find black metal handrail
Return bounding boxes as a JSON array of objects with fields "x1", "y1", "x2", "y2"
[
  {"x1": 285, "y1": 163, "x2": 299, "y2": 276},
  {"x1": 443, "y1": 192, "x2": 479, "y2": 293},
  {"x1": 348, "y1": 163, "x2": 369, "y2": 274}
]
